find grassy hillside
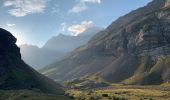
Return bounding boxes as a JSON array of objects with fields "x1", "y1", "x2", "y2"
[
  {"x1": 0, "y1": 90, "x2": 71, "y2": 100},
  {"x1": 123, "y1": 56, "x2": 170, "y2": 85}
]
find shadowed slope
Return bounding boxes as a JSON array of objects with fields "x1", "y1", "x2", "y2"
[{"x1": 0, "y1": 28, "x2": 64, "y2": 94}]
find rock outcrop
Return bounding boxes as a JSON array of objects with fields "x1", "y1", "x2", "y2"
[{"x1": 0, "y1": 28, "x2": 63, "y2": 94}]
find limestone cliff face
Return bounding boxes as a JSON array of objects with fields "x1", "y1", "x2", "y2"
[
  {"x1": 0, "y1": 28, "x2": 63, "y2": 94},
  {"x1": 41, "y1": 0, "x2": 170, "y2": 85}
]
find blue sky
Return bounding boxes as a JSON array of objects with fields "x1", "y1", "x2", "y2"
[{"x1": 0, "y1": 0, "x2": 151, "y2": 47}]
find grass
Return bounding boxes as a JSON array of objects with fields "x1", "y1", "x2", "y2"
[
  {"x1": 74, "y1": 45, "x2": 88, "y2": 53},
  {"x1": 161, "y1": 82, "x2": 170, "y2": 87},
  {"x1": 0, "y1": 90, "x2": 72, "y2": 100},
  {"x1": 165, "y1": 56, "x2": 170, "y2": 65},
  {"x1": 66, "y1": 85, "x2": 170, "y2": 100},
  {"x1": 122, "y1": 56, "x2": 150, "y2": 85},
  {"x1": 123, "y1": 55, "x2": 170, "y2": 85},
  {"x1": 64, "y1": 75, "x2": 110, "y2": 90}
]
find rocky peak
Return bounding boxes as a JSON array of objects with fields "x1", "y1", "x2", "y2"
[
  {"x1": 0, "y1": 28, "x2": 16, "y2": 44},
  {"x1": 0, "y1": 28, "x2": 21, "y2": 59}
]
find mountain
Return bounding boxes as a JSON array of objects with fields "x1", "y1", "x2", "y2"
[
  {"x1": 43, "y1": 27, "x2": 102, "y2": 52},
  {"x1": 0, "y1": 28, "x2": 64, "y2": 94},
  {"x1": 40, "y1": 0, "x2": 170, "y2": 85},
  {"x1": 20, "y1": 27, "x2": 102, "y2": 69}
]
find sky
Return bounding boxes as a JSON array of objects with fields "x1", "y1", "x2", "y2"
[{"x1": 0, "y1": 0, "x2": 151, "y2": 47}]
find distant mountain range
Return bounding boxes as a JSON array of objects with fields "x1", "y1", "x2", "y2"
[
  {"x1": 0, "y1": 28, "x2": 64, "y2": 95},
  {"x1": 20, "y1": 27, "x2": 102, "y2": 69},
  {"x1": 40, "y1": 0, "x2": 170, "y2": 85}
]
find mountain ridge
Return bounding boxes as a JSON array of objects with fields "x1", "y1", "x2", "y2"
[
  {"x1": 40, "y1": 0, "x2": 170, "y2": 85},
  {"x1": 20, "y1": 27, "x2": 102, "y2": 69}
]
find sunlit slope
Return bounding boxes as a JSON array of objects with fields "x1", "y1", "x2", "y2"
[{"x1": 41, "y1": 0, "x2": 170, "y2": 85}]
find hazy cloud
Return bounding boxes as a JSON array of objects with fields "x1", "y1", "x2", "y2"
[
  {"x1": 81, "y1": 0, "x2": 101, "y2": 4},
  {"x1": 4, "y1": 0, "x2": 49, "y2": 17},
  {"x1": 51, "y1": 4, "x2": 60, "y2": 14},
  {"x1": 69, "y1": 2, "x2": 88, "y2": 13},
  {"x1": 68, "y1": 21, "x2": 93, "y2": 36},
  {"x1": 69, "y1": 0, "x2": 101, "y2": 13},
  {"x1": 61, "y1": 22, "x2": 67, "y2": 32},
  {"x1": 6, "y1": 23, "x2": 16, "y2": 27}
]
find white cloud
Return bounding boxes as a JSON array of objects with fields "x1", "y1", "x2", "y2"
[
  {"x1": 69, "y1": 0, "x2": 101, "y2": 13},
  {"x1": 3, "y1": 0, "x2": 49, "y2": 17},
  {"x1": 6, "y1": 23, "x2": 16, "y2": 27},
  {"x1": 68, "y1": 21, "x2": 93, "y2": 36},
  {"x1": 81, "y1": 0, "x2": 101, "y2": 4},
  {"x1": 69, "y1": 2, "x2": 88, "y2": 13},
  {"x1": 4, "y1": 1, "x2": 14, "y2": 6}
]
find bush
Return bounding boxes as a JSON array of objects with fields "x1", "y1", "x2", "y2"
[{"x1": 102, "y1": 94, "x2": 109, "y2": 97}]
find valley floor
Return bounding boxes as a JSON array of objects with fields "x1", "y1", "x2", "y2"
[
  {"x1": 66, "y1": 84, "x2": 170, "y2": 100},
  {"x1": 0, "y1": 85, "x2": 169, "y2": 100},
  {"x1": 0, "y1": 90, "x2": 71, "y2": 100}
]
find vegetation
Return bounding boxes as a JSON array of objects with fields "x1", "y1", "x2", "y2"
[
  {"x1": 64, "y1": 76, "x2": 110, "y2": 90},
  {"x1": 66, "y1": 84, "x2": 170, "y2": 100},
  {"x1": 64, "y1": 75, "x2": 170, "y2": 100},
  {"x1": 0, "y1": 90, "x2": 72, "y2": 100}
]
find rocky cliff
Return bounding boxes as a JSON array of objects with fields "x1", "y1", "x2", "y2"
[
  {"x1": 41, "y1": 0, "x2": 170, "y2": 85},
  {"x1": 0, "y1": 28, "x2": 64, "y2": 94}
]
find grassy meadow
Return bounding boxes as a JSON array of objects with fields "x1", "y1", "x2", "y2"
[{"x1": 66, "y1": 84, "x2": 170, "y2": 100}]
